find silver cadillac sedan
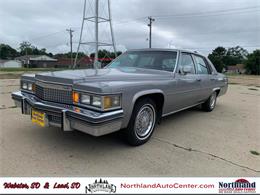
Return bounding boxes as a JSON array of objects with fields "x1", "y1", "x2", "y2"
[{"x1": 12, "y1": 49, "x2": 228, "y2": 146}]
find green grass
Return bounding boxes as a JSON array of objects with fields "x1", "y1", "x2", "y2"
[
  {"x1": 0, "y1": 68, "x2": 67, "y2": 72},
  {"x1": 224, "y1": 73, "x2": 250, "y2": 77},
  {"x1": 250, "y1": 150, "x2": 260, "y2": 156}
]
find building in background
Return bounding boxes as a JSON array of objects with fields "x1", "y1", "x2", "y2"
[
  {"x1": 15, "y1": 55, "x2": 57, "y2": 68},
  {"x1": 56, "y1": 56, "x2": 93, "y2": 68},
  {"x1": 0, "y1": 60, "x2": 22, "y2": 68},
  {"x1": 226, "y1": 64, "x2": 246, "y2": 74}
]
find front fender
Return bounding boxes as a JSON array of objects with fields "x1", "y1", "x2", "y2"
[
  {"x1": 132, "y1": 89, "x2": 165, "y2": 106},
  {"x1": 121, "y1": 89, "x2": 165, "y2": 129}
]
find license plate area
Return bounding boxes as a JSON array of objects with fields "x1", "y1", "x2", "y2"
[{"x1": 31, "y1": 109, "x2": 45, "y2": 127}]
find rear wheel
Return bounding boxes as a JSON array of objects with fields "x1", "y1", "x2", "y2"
[
  {"x1": 125, "y1": 98, "x2": 157, "y2": 146},
  {"x1": 202, "y1": 91, "x2": 217, "y2": 112}
]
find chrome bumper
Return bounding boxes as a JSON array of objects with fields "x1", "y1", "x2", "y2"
[{"x1": 11, "y1": 91, "x2": 124, "y2": 136}]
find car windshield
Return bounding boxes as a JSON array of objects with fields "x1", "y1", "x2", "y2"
[{"x1": 107, "y1": 51, "x2": 177, "y2": 72}]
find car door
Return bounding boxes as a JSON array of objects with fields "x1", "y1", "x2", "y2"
[
  {"x1": 173, "y1": 52, "x2": 202, "y2": 110},
  {"x1": 192, "y1": 54, "x2": 213, "y2": 101}
]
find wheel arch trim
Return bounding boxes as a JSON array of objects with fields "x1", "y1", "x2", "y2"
[
  {"x1": 121, "y1": 89, "x2": 165, "y2": 129},
  {"x1": 132, "y1": 89, "x2": 165, "y2": 106},
  {"x1": 212, "y1": 87, "x2": 221, "y2": 96}
]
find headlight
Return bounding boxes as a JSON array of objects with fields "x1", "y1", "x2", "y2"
[
  {"x1": 81, "y1": 94, "x2": 91, "y2": 104},
  {"x1": 77, "y1": 92, "x2": 121, "y2": 111},
  {"x1": 22, "y1": 82, "x2": 28, "y2": 89},
  {"x1": 92, "y1": 96, "x2": 102, "y2": 107},
  {"x1": 28, "y1": 83, "x2": 33, "y2": 91},
  {"x1": 21, "y1": 81, "x2": 34, "y2": 92}
]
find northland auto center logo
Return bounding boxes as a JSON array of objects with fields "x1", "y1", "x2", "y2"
[
  {"x1": 219, "y1": 178, "x2": 256, "y2": 194},
  {"x1": 85, "y1": 179, "x2": 116, "y2": 194}
]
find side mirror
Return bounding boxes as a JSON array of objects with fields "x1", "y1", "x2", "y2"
[{"x1": 182, "y1": 65, "x2": 192, "y2": 74}]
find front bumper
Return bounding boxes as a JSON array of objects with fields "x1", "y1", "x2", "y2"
[{"x1": 11, "y1": 91, "x2": 124, "y2": 136}]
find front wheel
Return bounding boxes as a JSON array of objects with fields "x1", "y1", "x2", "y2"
[
  {"x1": 125, "y1": 98, "x2": 157, "y2": 146},
  {"x1": 202, "y1": 91, "x2": 217, "y2": 112}
]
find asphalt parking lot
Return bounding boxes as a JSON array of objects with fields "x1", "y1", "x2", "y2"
[{"x1": 0, "y1": 79, "x2": 259, "y2": 177}]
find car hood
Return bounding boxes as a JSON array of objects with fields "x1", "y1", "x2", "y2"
[{"x1": 35, "y1": 67, "x2": 172, "y2": 84}]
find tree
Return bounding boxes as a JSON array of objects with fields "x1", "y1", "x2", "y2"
[
  {"x1": 223, "y1": 46, "x2": 248, "y2": 66},
  {"x1": 0, "y1": 44, "x2": 19, "y2": 59},
  {"x1": 90, "y1": 49, "x2": 121, "y2": 59},
  {"x1": 208, "y1": 46, "x2": 249, "y2": 72},
  {"x1": 245, "y1": 50, "x2": 260, "y2": 75},
  {"x1": 19, "y1": 41, "x2": 51, "y2": 56},
  {"x1": 208, "y1": 46, "x2": 227, "y2": 72},
  {"x1": 19, "y1": 41, "x2": 33, "y2": 56}
]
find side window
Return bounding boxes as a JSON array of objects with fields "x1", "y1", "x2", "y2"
[
  {"x1": 162, "y1": 58, "x2": 176, "y2": 70},
  {"x1": 109, "y1": 53, "x2": 137, "y2": 68},
  {"x1": 178, "y1": 53, "x2": 196, "y2": 74},
  {"x1": 194, "y1": 55, "x2": 209, "y2": 74},
  {"x1": 205, "y1": 58, "x2": 213, "y2": 73},
  {"x1": 136, "y1": 56, "x2": 154, "y2": 67}
]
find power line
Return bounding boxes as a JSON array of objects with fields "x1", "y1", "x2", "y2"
[
  {"x1": 156, "y1": 10, "x2": 260, "y2": 20},
  {"x1": 25, "y1": 6, "x2": 260, "y2": 43},
  {"x1": 183, "y1": 45, "x2": 260, "y2": 50},
  {"x1": 22, "y1": 5, "x2": 259, "y2": 54},
  {"x1": 113, "y1": 16, "x2": 147, "y2": 25},
  {"x1": 174, "y1": 29, "x2": 260, "y2": 38},
  {"x1": 153, "y1": 6, "x2": 260, "y2": 18},
  {"x1": 113, "y1": 6, "x2": 260, "y2": 25},
  {"x1": 30, "y1": 30, "x2": 66, "y2": 41},
  {"x1": 43, "y1": 42, "x2": 67, "y2": 50}
]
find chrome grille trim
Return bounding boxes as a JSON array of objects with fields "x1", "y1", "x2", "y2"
[
  {"x1": 35, "y1": 80, "x2": 71, "y2": 90},
  {"x1": 35, "y1": 81, "x2": 72, "y2": 104}
]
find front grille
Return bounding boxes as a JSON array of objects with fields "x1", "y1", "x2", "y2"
[
  {"x1": 35, "y1": 82, "x2": 72, "y2": 104},
  {"x1": 48, "y1": 115, "x2": 62, "y2": 124}
]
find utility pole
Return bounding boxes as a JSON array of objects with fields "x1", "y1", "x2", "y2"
[
  {"x1": 23, "y1": 41, "x2": 31, "y2": 68},
  {"x1": 148, "y1": 16, "x2": 155, "y2": 48},
  {"x1": 66, "y1": 28, "x2": 74, "y2": 68}
]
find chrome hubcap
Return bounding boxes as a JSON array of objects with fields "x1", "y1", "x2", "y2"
[
  {"x1": 210, "y1": 93, "x2": 216, "y2": 109},
  {"x1": 135, "y1": 105, "x2": 155, "y2": 138}
]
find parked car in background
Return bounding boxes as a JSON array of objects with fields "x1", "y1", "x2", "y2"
[{"x1": 12, "y1": 49, "x2": 228, "y2": 146}]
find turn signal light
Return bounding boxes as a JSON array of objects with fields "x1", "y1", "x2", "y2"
[
  {"x1": 73, "y1": 92, "x2": 80, "y2": 103},
  {"x1": 32, "y1": 83, "x2": 36, "y2": 92},
  {"x1": 104, "y1": 96, "x2": 112, "y2": 109}
]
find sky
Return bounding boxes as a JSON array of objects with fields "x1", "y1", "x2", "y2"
[{"x1": 0, "y1": 0, "x2": 259, "y2": 55}]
